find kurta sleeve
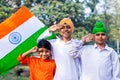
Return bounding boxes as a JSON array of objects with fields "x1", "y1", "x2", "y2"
[
  {"x1": 37, "y1": 29, "x2": 52, "y2": 42},
  {"x1": 68, "y1": 40, "x2": 85, "y2": 58},
  {"x1": 111, "y1": 50, "x2": 120, "y2": 80},
  {"x1": 18, "y1": 54, "x2": 30, "y2": 65}
]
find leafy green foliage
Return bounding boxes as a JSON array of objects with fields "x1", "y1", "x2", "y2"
[
  {"x1": 31, "y1": 0, "x2": 85, "y2": 28},
  {"x1": 72, "y1": 27, "x2": 89, "y2": 39},
  {"x1": 0, "y1": 1, "x2": 14, "y2": 22}
]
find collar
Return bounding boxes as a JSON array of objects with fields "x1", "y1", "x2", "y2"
[
  {"x1": 93, "y1": 43, "x2": 110, "y2": 51},
  {"x1": 58, "y1": 38, "x2": 73, "y2": 44},
  {"x1": 40, "y1": 58, "x2": 51, "y2": 62}
]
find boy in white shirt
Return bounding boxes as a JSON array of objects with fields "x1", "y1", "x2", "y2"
[
  {"x1": 38, "y1": 18, "x2": 92, "y2": 80},
  {"x1": 69, "y1": 21, "x2": 120, "y2": 80}
]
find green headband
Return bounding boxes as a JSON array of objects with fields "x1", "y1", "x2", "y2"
[{"x1": 92, "y1": 21, "x2": 107, "y2": 34}]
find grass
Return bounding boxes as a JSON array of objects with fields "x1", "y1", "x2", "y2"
[{"x1": 0, "y1": 65, "x2": 29, "y2": 80}]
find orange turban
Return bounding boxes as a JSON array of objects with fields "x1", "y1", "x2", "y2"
[{"x1": 59, "y1": 18, "x2": 74, "y2": 33}]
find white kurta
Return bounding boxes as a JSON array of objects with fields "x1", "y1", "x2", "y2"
[
  {"x1": 38, "y1": 29, "x2": 83, "y2": 80},
  {"x1": 70, "y1": 44, "x2": 120, "y2": 80}
]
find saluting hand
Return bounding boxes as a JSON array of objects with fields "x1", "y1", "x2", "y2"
[
  {"x1": 49, "y1": 24, "x2": 62, "y2": 32},
  {"x1": 82, "y1": 34, "x2": 94, "y2": 43},
  {"x1": 30, "y1": 46, "x2": 38, "y2": 53}
]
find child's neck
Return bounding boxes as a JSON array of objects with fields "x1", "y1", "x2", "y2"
[
  {"x1": 97, "y1": 43, "x2": 105, "y2": 49},
  {"x1": 62, "y1": 37, "x2": 71, "y2": 43}
]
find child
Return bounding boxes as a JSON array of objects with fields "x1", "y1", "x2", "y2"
[
  {"x1": 69, "y1": 21, "x2": 120, "y2": 80},
  {"x1": 18, "y1": 39, "x2": 56, "y2": 80},
  {"x1": 37, "y1": 18, "x2": 93, "y2": 80}
]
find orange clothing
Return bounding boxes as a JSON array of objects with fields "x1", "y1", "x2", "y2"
[{"x1": 18, "y1": 55, "x2": 56, "y2": 80}]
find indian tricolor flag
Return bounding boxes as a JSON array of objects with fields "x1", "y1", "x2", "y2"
[{"x1": 0, "y1": 6, "x2": 56, "y2": 75}]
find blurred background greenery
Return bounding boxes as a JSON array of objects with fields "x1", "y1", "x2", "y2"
[{"x1": 0, "y1": 0, "x2": 120, "y2": 79}]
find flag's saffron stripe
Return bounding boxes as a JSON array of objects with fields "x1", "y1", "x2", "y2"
[
  {"x1": 0, "y1": 16, "x2": 44, "y2": 59},
  {"x1": 0, "y1": 26, "x2": 51, "y2": 74},
  {"x1": 0, "y1": 6, "x2": 33, "y2": 39}
]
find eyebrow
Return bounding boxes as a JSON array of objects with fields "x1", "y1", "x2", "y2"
[{"x1": 95, "y1": 33, "x2": 106, "y2": 36}]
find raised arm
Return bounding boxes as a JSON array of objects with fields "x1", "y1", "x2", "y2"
[
  {"x1": 21, "y1": 46, "x2": 38, "y2": 58},
  {"x1": 69, "y1": 34, "x2": 94, "y2": 58},
  {"x1": 37, "y1": 24, "x2": 61, "y2": 42}
]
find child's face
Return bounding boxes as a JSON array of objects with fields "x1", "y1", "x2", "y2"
[
  {"x1": 94, "y1": 32, "x2": 107, "y2": 45},
  {"x1": 59, "y1": 24, "x2": 72, "y2": 38},
  {"x1": 38, "y1": 47, "x2": 51, "y2": 60}
]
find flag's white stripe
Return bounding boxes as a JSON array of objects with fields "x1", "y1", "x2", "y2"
[{"x1": 0, "y1": 16, "x2": 44, "y2": 59}]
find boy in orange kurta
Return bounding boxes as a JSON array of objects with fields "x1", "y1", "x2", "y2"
[{"x1": 18, "y1": 39, "x2": 56, "y2": 80}]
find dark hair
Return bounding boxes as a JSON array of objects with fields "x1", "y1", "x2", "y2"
[{"x1": 37, "y1": 39, "x2": 52, "y2": 50}]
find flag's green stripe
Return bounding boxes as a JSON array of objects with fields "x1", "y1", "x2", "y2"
[{"x1": 0, "y1": 26, "x2": 56, "y2": 74}]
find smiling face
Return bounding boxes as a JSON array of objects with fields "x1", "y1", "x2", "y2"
[
  {"x1": 94, "y1": 32, "x2": 107, "y2": 45},
  {"x1": 59, "y1": 24, "x2": 72, "y2": 39},
  {"x1": 37, "y1": 39, "x2": 52, "y2": 60},
  {"x1": 38, "y1": 48, "x2": 51, "y2": 60}
]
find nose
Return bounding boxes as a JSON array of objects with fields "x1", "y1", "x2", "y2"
[
  {"x1": 42, "y1": 51, "x2": 47, "y2": 55},
  {"x1": 99, "y1": 35, "x2": 102, "y2": 37}
]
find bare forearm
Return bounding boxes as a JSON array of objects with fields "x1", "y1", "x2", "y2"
[{"x1": 22, "y1": 50, "x2": 32, "y2": 58}]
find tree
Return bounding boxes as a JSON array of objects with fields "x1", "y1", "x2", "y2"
[
  {"x1": 109, "y1": 0, "x2": 120, "y2": 53},
  {"x1": 83, "y1": 0, "x2": 99, "y2": 14},
  {"x1": 31, "y1": 0, "x2": 85, "y2": 27},
  {"x1": 0, "y1": 0, "x2": 15, "y2": 22},
  {"x1": 79, "y1": 0, "x2": 100, "y2": 32}
]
